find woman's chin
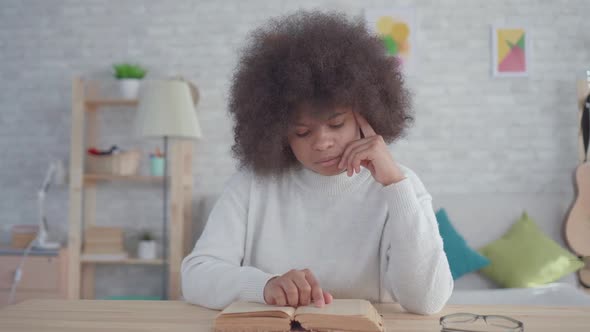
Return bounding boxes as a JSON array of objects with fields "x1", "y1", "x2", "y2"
[{"x1": 311, "y1": 164, "x2": 346, "y2": 176}]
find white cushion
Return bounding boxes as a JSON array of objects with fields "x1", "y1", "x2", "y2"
[{"x1": 449, "y1": 283, "x2": 590, "y2": 306}]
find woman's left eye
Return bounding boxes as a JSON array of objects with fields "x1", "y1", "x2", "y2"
[{"x1": 329, "y1": 122, "x2": 344, "y2": 129}]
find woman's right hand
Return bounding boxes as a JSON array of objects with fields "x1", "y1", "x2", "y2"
[{"x1": 263, "y1": 269, "x2": 333, "y2": 307}]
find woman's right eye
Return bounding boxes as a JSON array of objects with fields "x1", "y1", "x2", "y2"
[{"x1": 296, "y1": 131, "x2": 310, "y2": 138}]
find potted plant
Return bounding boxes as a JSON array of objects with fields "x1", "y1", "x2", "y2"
[
  {"x1": 137, "y1": 230, "x2": 157, "y2": 260},
  {"x1": 113, "y1": 63, "x2": 147, "y2": 99}
]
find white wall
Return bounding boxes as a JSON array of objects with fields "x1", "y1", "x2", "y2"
[{"x1": 1, "y1": 0, "x2": 588, "y2": 298}]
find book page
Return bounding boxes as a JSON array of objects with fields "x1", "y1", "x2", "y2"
[
  {"x1": 294, "y1": 299, "x2": 372, "y2": 317},
  {"x1": 219, "y1": 301, "x2": 296, "y2": 317}
]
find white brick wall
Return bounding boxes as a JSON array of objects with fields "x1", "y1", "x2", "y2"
[{"x1": 1, "y1": 0, "x2": 589, "y2": 298}]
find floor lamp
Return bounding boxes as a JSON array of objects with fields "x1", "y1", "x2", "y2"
[{"x1": 135, "y1": 80, "x2": 202, "y2": 299}]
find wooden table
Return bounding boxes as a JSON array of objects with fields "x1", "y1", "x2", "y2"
[{"x1": 0, "y1": 299, "x2": 589, "y2": 331}]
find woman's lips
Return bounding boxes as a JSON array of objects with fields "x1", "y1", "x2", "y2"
[{"x1": 316, "y1": 156, "x2": 340, "y2": 167}]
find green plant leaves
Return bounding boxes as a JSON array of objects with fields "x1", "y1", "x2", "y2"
[{"x1": 113, "y1": 63, "x2": 147, "y2": 79}]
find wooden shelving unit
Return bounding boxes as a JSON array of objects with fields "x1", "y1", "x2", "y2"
[
  {"x1": 67, "y1": 78, "x2": 195, "y2": 300},
  {"x1": 83, "y1": 173, "x2": 165, "y2": 183},
  {"x1": 80, "y1": 256, "x2": 164, "y2": 265}
]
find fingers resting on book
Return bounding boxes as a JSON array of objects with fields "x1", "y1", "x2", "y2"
[{"x1": 263, "y1": 268, "x2": 334, "y2": 308}]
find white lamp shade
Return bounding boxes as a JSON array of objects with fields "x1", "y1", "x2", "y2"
[{"x1": 135, "y1": 80, "x2": 202, "y2": 139}]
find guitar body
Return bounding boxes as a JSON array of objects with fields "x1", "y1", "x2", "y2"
[
  {"x1": 580, "y1": 258, "x2": 590, "y2": 288},
  {"x1": 564, "y1": 162, "x2": 590, "y2": 257},
  {"x1": 565, "y1": 81, "x2": 590, "y2": 287}
]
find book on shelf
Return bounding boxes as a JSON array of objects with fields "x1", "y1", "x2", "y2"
[
  {"x1": 214, "y1": 299, "x2": 384, "y2": 332},
  {"x1": 83, "y1": 226, "x2": 125, "y2": 255},
  {"x1": 84, "y1": 226, "x2": 124, "y2": 236}
]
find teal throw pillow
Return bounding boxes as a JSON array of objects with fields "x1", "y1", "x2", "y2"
[{"x1": 436, "y1": 208, "x2": 491, "y2": 280}]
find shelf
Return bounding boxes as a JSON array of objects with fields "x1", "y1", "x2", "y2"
[
  {"x1": 80, "y1": 257, "x2": 164, "y2": 265},
  {"x1": 85, "y1": 99, "x2": 138, "y2": 108},
  {"x1": 84, "y1": 174, "x2": 165, "y2": 183},
  {"x1": 69, "y1": 78, "x2": 194, "y2": 300}
]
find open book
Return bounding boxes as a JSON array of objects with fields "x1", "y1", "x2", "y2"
[{"x1": 214, "y1": 299, "x2": 384, "y2": 332}]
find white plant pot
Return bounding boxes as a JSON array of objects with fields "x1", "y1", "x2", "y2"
[
  {"x1": 119, "y1": 79, "x2": 141, "y2": 99},
  {"x1": 138, "y1": 240, "x2": 157, "y2": 260}
]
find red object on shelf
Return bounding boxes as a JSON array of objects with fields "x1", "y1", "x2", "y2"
[
  {"x1": 87, "y1": 148, "x2": 101, "y2": 155},
  {"x1": 87, "y1": 145, "x2": 119, "y2": 156}
]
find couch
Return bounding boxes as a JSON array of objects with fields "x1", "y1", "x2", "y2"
[{"x1": 432, "y1": 193, "x2": 590, "y2": 306}]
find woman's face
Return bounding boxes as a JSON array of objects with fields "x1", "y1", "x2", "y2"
[{"x1": 287, "y1": 106, "x2": 360, "y2": 176}]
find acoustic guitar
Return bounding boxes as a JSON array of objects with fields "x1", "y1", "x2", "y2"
[{"x1": 564, "y1": 76, "x2": 590, "y2": 287}]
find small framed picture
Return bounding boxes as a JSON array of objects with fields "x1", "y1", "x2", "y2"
[{"x1": 491, "y1": 25, "x2": 530, "y2": 77}]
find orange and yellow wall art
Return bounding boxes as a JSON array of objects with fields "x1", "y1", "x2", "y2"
[{"x1": 365, "y1": 8, "x2": 416, "y2": 75}]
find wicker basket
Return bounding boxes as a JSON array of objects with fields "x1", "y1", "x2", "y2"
[{"x1": 86, "y1": 150, "x2": 141, "y2": 175}]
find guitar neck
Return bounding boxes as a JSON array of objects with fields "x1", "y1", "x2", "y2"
[{"x1": 578, "y1": 75, "x2": 590, "y2": 164}]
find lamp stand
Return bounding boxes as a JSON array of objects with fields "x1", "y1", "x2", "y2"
[{"x1": 162, "y1": 136, "x2": 169, "y2": 300}]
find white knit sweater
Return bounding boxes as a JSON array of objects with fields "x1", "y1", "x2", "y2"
[{"x1": 181, "y1": 164, "x2": 453, "y2": 315}]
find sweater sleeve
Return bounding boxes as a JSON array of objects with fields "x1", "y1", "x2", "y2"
[
  {"x1": 181, "y1": 171, "x2": 278, "y2": 309},
  {"x1": 381, "y1": 166, "x2": 453, "y2": 315}
]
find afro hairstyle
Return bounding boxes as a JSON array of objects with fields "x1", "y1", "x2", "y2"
[{"x1": 229, "y1": 10, "x2": 413, "y2": 176}]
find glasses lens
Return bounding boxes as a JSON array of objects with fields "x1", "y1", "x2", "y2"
[
  {"x1": 442, "y1": 313, "x2": 478, "y2": 324},
  {"x1": 486, "y1": 315, "x2": 521, "y2": 329}
]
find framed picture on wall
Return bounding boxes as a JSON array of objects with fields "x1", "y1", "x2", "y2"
[
  {"x1": 491, "y1": 25, "x2": 530, "y2": 77},
  {"x1": 365, "y1": 7, "x2": 417, "y2": 76}
]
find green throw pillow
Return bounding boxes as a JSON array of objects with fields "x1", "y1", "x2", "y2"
[{"x1": 479, "y1": 212, "x2": 584, "y2": 288}]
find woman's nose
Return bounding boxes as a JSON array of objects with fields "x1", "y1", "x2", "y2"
[{"x1": 312, "y1": 129, "x2": 335, "y2": 151}]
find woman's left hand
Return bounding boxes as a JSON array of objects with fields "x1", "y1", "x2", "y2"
[{"x1": 338, "y1": 112, "x2": 406, "y2": 186}]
